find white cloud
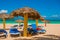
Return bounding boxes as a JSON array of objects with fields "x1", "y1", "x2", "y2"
[
  {"x1": 0, "y1": 10, "x2": 8, "y2": 13},
  {"x1": 51, "y1": 15, "x2": 59, "y2": 18},
  {"x1": 42, "y1": 16, "x2": 46, "y2": 18}
]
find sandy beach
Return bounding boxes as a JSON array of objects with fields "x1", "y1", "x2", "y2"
[{"x1": 0, "y1": 24, "x2": 60, "y2": 40}]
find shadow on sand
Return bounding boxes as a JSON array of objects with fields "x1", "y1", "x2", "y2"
[
  {"x1": 14, "y1": 34, "x2": 60, "y2": 40},
  {"x1": 10, "y1": 34, "x2": 20, "y2": 38}
]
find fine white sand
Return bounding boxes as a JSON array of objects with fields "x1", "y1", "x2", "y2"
[{"x1": 0, "y1": 24, "x2": 60, "y2": 40}]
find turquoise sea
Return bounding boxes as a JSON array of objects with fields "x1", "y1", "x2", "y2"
[{"x1": 0, "y1": 19, "x2": 60, "y2": 24}]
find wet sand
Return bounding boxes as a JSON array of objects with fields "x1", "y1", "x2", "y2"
[{"x1": 0, "y1": 24, "x2": 60, "y2": 40}]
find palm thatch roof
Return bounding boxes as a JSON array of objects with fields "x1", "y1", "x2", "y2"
[
  {"x1": 16, "y1": 19, "x2": 24, "y2": 23},
  {"x1": 42, "y1": 20, "x2": 50, "y2": 23},
  {"x1": 0, "y1": 13, "x2": 13, "y2": 19},
  {"x1": 10, "y1": 7, "x2": 44, "y2": 20}
]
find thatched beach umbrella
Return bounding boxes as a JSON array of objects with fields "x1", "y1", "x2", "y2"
[
  {"x1": 0, "y1": 13, "x2": 12, "y2": 29},
  {"x1": 16, "y1": 19, "x2": 24, "y2": 26},
  {"x1": 40, "y1": 16, "x2": 50, "y2": 27},
  {"x1": 10, "y1": 7, "x2": 45, "y2": 37},
  {"x1": 42, "y1": 20, "x2": 50, "y2": 27}
]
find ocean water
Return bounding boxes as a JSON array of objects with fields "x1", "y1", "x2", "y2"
[{"x1": 0, "y1": 19, "x2": 60, "y2": 24}]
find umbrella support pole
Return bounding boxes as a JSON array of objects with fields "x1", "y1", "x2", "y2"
[
  {"x1": 23, "y1": 13, "x2": 28, "y2": 37},
  {"x1": 36, "y1": 19, "x2": 38, "y2": 27},
  {"x1": 19, "y1": 22, "x2": 20, "y2": 26},
  {"x1": 3, "y1": 18, "x2": 6, "y2": 29},
  {"x1": 45, "y1": 21, "x2": 46, "y2": 27}
]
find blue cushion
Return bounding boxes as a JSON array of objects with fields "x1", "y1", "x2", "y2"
[
  {"x1": 10, "y1": 28, "x2": 19, "y2": 33},
  {"x1": 0, "y1": 29, "x2": 7, "y2": 35},
  {"x1": 32, "y1": 24, "x2": 36, "y2": 30},
  {"x1": 38, "y1": 29, "x2": 46, "y2": 33},
  {"x1": 27, "y1": 28, "x2": 31, "y2": 31},
  {"x1": 33, "y1": 29, "x2": 37, "y2": 33},
  {"x1": 40, "y1": 29, "x2": 46, "y2": 31},
  {"x1": 27, "y1": 28, "x2": 37, "y2": 34}
]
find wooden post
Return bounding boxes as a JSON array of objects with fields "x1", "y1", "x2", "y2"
[
  {"x1": 19, "y1": 22, "x2": 20, "y2": 26},
  {"x1": 23, "y1": 13, "x2": 28, "y2": 37},
  {"x1": 36, "y1": 19, "x2": 38, "y2": 27},
  {"x1": 3, "y1": 18, "x2": 6, "y2": 29},
  {"x1": 45, "y1": 21, "x2": 46, "y2": 27}
]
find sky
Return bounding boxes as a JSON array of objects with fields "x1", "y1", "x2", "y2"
[{"x1": 0, "y1": 0, "x2": 60, "y2": 20}]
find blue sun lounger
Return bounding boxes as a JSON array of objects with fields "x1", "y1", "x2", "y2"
[
  {"x1": 9, "y1": 28, "x2": 20, "y2": 36},
  {"x1": 0, "y1": 29, "x2": 7, "y2": 38},
  {"x1": 32, "y1": 24, "x2": 37, "y2": 33},
  {"x1": 27, "y1": 24, "x2": 37, "y2": 35}
]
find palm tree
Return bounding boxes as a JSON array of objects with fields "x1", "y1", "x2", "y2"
[
  {"x1": 10, "y1": 7, "x2": 45, "y2": 37},
  {"x1": 0, "y1": 13, "x2": 13, "y2": 29}
]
